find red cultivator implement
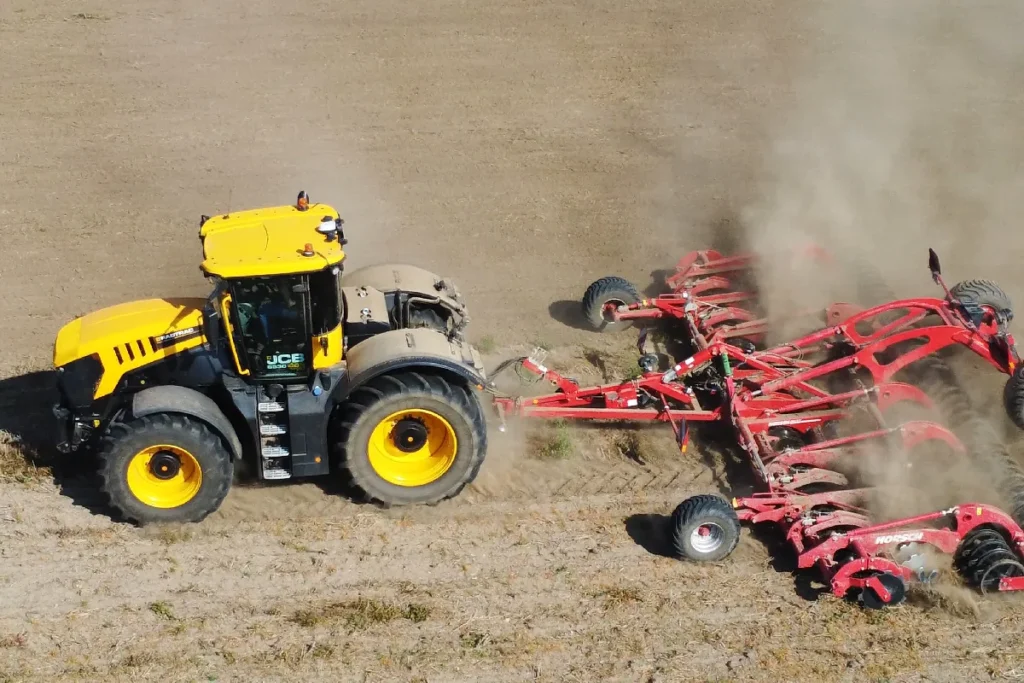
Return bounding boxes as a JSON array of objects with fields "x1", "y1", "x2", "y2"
[
  {"x1": 580, "y1": 245, "x2": 836, "y2": 344},
  {"x1": 490, "y1": 249, "x2": 1024, "y2": 607}
]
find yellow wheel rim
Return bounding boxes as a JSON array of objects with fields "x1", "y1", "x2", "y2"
[
  {"x1": 126, "y1": 444, "x2": 203, "y2": 509},
  {"x1": 368, "y1": 409, "x2": 458, "y2": 487}
]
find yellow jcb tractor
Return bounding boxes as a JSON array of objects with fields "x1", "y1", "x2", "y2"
[{"x1": 51, "y1": 192, "x2": 489, "y2": 525}]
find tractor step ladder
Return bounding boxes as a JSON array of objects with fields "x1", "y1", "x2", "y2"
[{"x1": 256, "y1": 385, "x2": 292, "y2": 480}]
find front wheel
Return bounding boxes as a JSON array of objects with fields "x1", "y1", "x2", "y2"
[
  {"x1": 669, "y1": 494, "x2": 741, "y2": 562},
  {"x1": 334, "y1": 371, "x2": 487, "y2": 506},
  {"x1": 96, "y1": 413, "x2": 234, "y2": 525},
  {"x1": 581, "y1": 276, "x2": 641, "y2": 333}
]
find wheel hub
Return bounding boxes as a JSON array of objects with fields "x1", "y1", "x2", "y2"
[
  {"x1": 602, "y1": 300, "x2": 625, "y2": 322},
  {"x1": 149, "y1": 451, "x2": 182, "y2": 480},
  {"x1": 690, "y1": 522, "x2": 725, "y2": 554},
  {"x1": 392, "y1": 418, "x2": 429, "y2": 453}
]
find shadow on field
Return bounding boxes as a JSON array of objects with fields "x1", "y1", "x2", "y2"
[
  {"x1": 624, "y1": 513, "x2": 675, "y2": 558},
  {"x1": 547, "y1": 300, "x2": 594, "y2": 331},
  {"x1": 0, "y1": 370, "x2": 108, "y2": 513}
]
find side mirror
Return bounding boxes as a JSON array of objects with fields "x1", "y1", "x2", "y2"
[{"x1": 928, "y1": 248, "x2": 942, "y2": 281}]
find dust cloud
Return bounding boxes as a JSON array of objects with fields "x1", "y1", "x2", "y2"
[
  {"x1": 728, "y1": 1, "x2": 1024, "y2": 599},
  {"x1": 736, "y1": 0, "x2": 1024, "y2": 501},
  {"x1": 737, "y1": 1, "x2": 1024, "y2": 328}
]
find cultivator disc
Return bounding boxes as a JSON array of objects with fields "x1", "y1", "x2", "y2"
[{"x1": 860, "y1": 573, "x2": 907, "y2": 609}]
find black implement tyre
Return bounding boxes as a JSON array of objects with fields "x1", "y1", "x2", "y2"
[
  {"x1": 97, "y1": 413, "x2": 233, "y2": 525},
  {"x1": 333, "y1": 371, "x2": 487, "y2": 506},
  {"x1": 950, "y1": 279, "x2": 1013, "y2": 321},
  {"x1": 670, "y1": 494, "x2": 741, "y2": 562},
  {"x1": 581, "y1": 276, "x2": 641, "y2": 333},
  {"x1": 1004, "y1": 365, "x2": 1024, "y2": 431}
]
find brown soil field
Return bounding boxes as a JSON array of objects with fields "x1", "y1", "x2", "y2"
[{"x1": 3, "y1": 0, "x2": 1024, "y2": 681}]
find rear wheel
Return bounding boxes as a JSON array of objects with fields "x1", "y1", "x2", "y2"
[
  {"x1": 670, "y1": 494, "x2": 741, "y2": 562},
  {"x1": 334, "y1": 371, "x2": 487, "y2": 506},
  {"x1": 97, "y1": 413, "x2": 233, "y2": 525},
  {"x1": 581, "y1": 276, "x2": 641, "y2": 333}
]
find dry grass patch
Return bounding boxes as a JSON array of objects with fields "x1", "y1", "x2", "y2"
[
  {"x1": 530, "y1": 420, "x2": 574, "y2": 460},
  {"x1": 476, "y1": 335, "x2": 497, "y2": 354},
  {"x1": 0, "y1": 430, "x2": 50, "y2": 485},
  {"x1": 592, "y1": 585, "x2": 645, "y2": 609},
  {"x1": 148, "y1": 601, "x2": 176, "y2": 620},
  {"x1": 289, "y1": 597, "x2": 432, "y2": 630}
]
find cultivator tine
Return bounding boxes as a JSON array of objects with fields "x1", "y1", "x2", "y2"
[{"x1": 637, "y1": 327, "x2": 650, "y2": 356}]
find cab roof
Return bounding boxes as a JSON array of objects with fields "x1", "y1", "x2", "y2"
[{"x1": 198, "y1": 200, "x2": 346, "y2": 279}]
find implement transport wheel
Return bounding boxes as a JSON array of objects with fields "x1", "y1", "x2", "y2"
[
  {"x1": 334, "y1": 371, "x2": 487, "y2": 506},
  {"x1": 949, "y1": 279, "x2": 1013, "y2": 321},
  {"x1": 581, "y1": 276, "x2": 641, "y2": 333},
  {"x1": 97, "y1": 413, "x2": 233, "y2": 525},
  {"x1": 670, "y1": 494, "x2": 741, "y2": 562},
  {"x1": 861, "y1": 572, "x2": 907, "y2": 609}
]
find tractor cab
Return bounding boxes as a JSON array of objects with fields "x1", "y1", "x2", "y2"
[{"x1": 198, "y1": 192, "x2": 347, "y2": 382}]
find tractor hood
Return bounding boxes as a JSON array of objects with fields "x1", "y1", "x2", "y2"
[{"x1": 54, "y1": 298, "x2": 207, "y2": 368}]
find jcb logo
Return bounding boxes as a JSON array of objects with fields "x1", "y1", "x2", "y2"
[
  {"x1": 873, "y1": 532, "x2": 924, "y2": 545},
  {"x1": 267, "y1": 353, "x2": 305, "y2": 370}
]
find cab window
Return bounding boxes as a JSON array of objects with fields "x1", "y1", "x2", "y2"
[{"x1": 230, "y1": 275, "x2": 310, "y2": 379}]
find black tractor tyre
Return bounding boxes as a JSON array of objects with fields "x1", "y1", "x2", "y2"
[
  {"x1": 581, "y1": 276, "x2": 642, "y2": 333},
  {"x1": 949, "y1": 279, "x2": 1013, "y2": 319},
  {"x1": 96, "y1": 413, "x2": 233, "y2": 526},
  {"x1": 334, "y1": 371, "x2": 487, "y2": 506},
  {"x1": 670, "y1": 494, "x2": 741, "y2": 562}
]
